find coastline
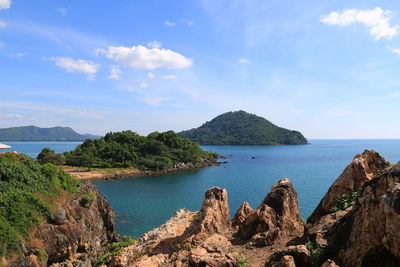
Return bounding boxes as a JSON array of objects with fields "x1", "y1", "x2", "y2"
[{"x1": 61, "y1": 158, "x2": 219, "y2": 180}]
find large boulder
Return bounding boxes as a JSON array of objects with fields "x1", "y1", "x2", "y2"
[
  {"x1": 189, "y1": 234, "x2": 237, "y2": 267},
  {"x1": 238, "y1": 178, "x2": 303, "y2": 245},
  {"x1": 308, "y1": 150, "x2": 390, "y2": 223}
]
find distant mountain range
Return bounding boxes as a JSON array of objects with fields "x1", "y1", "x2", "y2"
[
  {"x1": 0, "y1": 126, "x2": 100, "y2": 141},
  {"x1": 178, "y1": 110, "x2": 308, "y2": 145}
]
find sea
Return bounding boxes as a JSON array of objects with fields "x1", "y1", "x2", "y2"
[{"x1": 3, "y1": 139, "x2": 400, "y2": 238}]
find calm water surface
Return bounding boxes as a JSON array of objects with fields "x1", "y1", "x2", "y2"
[{"x1": 5, "y1": 139, "x2": 400, "y2": 237}]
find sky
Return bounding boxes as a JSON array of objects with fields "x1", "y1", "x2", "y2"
[{"x1": 0, "y1": 0, "x2": 399, "y2": 139}]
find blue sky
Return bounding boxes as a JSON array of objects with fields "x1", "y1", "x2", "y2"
[{"x1": 0, "y1": 0, "x2": 399, "y2": 138}]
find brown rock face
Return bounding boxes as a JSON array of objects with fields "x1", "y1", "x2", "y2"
[
  {"x1": 238, "y1": 178, "x2": 303, "y2": 245},
  {"x1": 110, "y1": 187, "x2": 231, "y2": 266},
  {"x1": 308, "y1": 150, "x2": 390, "y2": 223},
  {"x1": 186, "y1": 187, "x2": 231, "y2": 244},
  {"x1": 330, "y1": 164, "x2": 400, "y2": 267},
  {"x1": 11, "y1": 182, "x2": 119, "y2": 267},
  {"x1": 232, "y1": 202, "x2": 253, "y2": 227}
]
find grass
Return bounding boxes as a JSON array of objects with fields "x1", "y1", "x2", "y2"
[{"x1": 0, "y1": 153, "x2": 81, "y2": 257}]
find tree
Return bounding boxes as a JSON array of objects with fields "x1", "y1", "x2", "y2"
[{"x1": 37, "y1": 148, "x2": 65, "y2": 165}]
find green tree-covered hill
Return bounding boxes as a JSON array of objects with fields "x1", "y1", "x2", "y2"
[
  {"x1": 178, "y1": 111, "x2": 308, "y2": 145},
  {"x1": 62, "y1": 130, "x2": 218, "y2": 170},
  {"x1": 0, "y1": 126, "x2": 99, "y2": 141}
]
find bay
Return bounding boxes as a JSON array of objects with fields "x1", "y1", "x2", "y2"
[{"x1": 5, "y1": 139, "x2": 400, "y2": 238}]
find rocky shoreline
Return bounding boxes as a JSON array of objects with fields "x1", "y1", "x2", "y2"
[
  {"x1": 8, "y1": 149, "x2": 400, "y2": 266},
  {"x1": 63, "y1": 158, "x2": 219, "y2": 180}
]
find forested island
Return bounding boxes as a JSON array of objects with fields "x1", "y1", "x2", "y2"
[
  {"x1": 178, "y1": 110, "x2": 308, "y2": 145},
  {"x1": 0, "y1": 126, "x2": 99, "y2": 141},
  {"x1": 38, "y1": 130, "x2": 218, "y2": 172}
]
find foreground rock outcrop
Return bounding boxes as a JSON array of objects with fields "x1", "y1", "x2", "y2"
[
  {"x1": 308, "y1": 150, "x2": 390, "y2": 223},
  {"x1": 108, "y1": 149, "x2": 400, "y2": 267},
  {"x1": 9, "y1": 182, "x2": 119, "y2": 267},
  {"x1": 109, "y1": 178, "x2": 304, "y2": 266}
]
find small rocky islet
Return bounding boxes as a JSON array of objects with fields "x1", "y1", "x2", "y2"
[{"x1": 4, "y1": 149, "x2": 400, "y2": 267}]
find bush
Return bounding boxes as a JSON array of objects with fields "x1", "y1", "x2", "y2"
[
  {"x1": 330, "y1": 192, "x2": 358, "y2": 212},
  {"x1": 306, "y1": 241, "x2": 326, "y2": 267},
  {"x1": 37, "y1": 148, "x2": 65, "y2": 165}
]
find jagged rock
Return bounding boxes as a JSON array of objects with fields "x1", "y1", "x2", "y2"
[
  {"x1": 266, "y1": 245, "x2": 310, "y2": 267},
  {"x1": 321, "y1": 259, "x2": 340, "y2": 267},
  {"x1": 183, "y1": 187, "x2": 231, "y2": 244},
  {"x1": 189, "y1": 234, "x2": 236, "y2": 267},
  {"x1": 305, "y1": 208, "x2": 350, "y2": 247},
  {"x1": 330, "y1": 164, "x2": 400, "y2": 267},
  {"x1": 110, "y1": 187, "x2": 231, "y2": 266},
  {"x1": 238, "y1": 178, "x2": 303, "y2": 245},
  {"x1": 232, "y1": 202, "x2": 253, "y2": 226},
  {"x1": 308, "y1": 150, "x2": 390, "y2": 223}
]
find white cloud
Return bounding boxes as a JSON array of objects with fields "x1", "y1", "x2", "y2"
[
  {"x1": 49, "y1": 57, "x2": 100, "y2": 79},
  {"x1": 147, "y1": 40, "x2": 162, "y2": 49},
  {"x1": 147, "y1": 72, "x2": 155, "y2": 79},
  {"x1": 321, "y1": 7, "x2": 398, "y2": 40},
  {"x1": 0, "y1": 20, "x2": 7, "y2": 27},
  {"x1": 56, "y1": 7, "x2": 68, "y2": 15},
  {"x1": 238, "y1": 58, "x2": 250, "y2": 64},
  {"x1": 15, "y1": 52, "x2": 27, "y2": 57},
  {"x1": 0, "y1": 113, "x2": 23, "y2": 119},
  {"x1": 182, "y1": 19, "x2": 194, "y2": 27},
  {"x1": 165, "y1": 21, "x2": 176, "y2": 27},
  {"x1": 139, "y1": 82, "x2": 149, "y2": 88},
  {"x1": 107, "y1": 65, "x2": 122, "y2": 80},
  {"x1": 163, "y1": 74, "x2": 176, "y2": 79},
  {"x1": 98, "y1": 45, "x2": 192, "y2": 70},
  {"x1": 389, "y1": 47, "x2": 400, "y2": 55},
  {"x1": 0, "y1": 0, "x2": 11, "y2": 10}
]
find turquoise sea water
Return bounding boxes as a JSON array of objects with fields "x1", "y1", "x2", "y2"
[{"x1": 4, "y1": 140, "x2": 400, "y2": 238}]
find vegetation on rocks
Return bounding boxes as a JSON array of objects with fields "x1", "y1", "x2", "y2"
[
  {"x1": 178, "y1": 110, "x2": 308, "y2": 145},
  {"x1": 0, "y1": 153, "x2": 80, "y2": 257},
  {"x1": 330, "y1": 192, "x2": 358, "y2": 212},
  {"x1": 60, "y1": 130, "x2": 218, "y2": 170}
]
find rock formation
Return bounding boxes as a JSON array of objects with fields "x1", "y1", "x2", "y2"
[
  {"x1": 319, "y1": 163, "x2": 400, "y2": 267},
  {"x1": 10, "y1": 182, "x2": 119, "y2": 267},
  {"x1": 308, "y1": 150, "x2": 390, "y2": 223},
  {"x1": 109, "y1": 179, "x2": 305, "y2": 266},
  {"x1": 238, "y1": 178, "x2": 303, "y2": 245},
  {"x1": 232, "y1": 202, "x2": 253, "y2": 227}
]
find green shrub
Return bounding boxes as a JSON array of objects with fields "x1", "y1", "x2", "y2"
[
  {"x1": 95, "y1": 236, "x2": 137, "y2": 266},
  {"x1": 330, "y1": 192, "x2": 358, "y2": 212},
  {"x1": 37, "y1": 148, "x2": 65, "y2": 165},
  {"x1": 306, "y1": 241, "x2": 326, "y2": 267},
  {"x1": 235, "y1": 255, "x2": 246, "y2": 267},
  {"x1": 80, "y1": 192, "x2": 96, "y2": 208}
]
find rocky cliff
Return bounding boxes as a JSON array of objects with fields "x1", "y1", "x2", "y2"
[
  {"x1": 106, "y1": 149, "x2": 400, "y2": 267},
  {"x1": 8, "y1": 182, "x2": 119, "y2": 267}
]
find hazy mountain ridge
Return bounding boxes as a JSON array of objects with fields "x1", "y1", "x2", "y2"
[
  {"x1": 178, "y1": 110, "x2": 308, "y2": 145},
  {"x1": 0, "y1": 126, "x2": 99, "y2": 141}
]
